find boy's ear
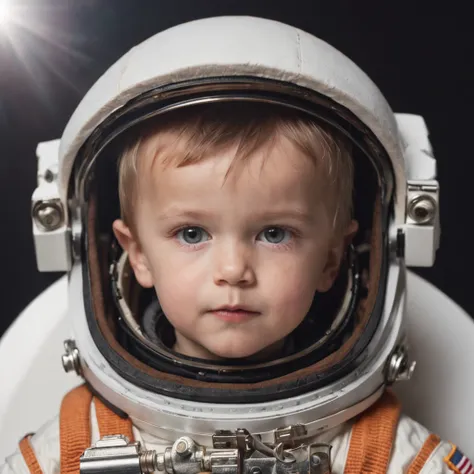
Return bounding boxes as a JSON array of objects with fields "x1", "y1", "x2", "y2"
[
  {"x1": 343, "y1": 219, "x2": 360, "y2": 248},
  {"x1": 316, "y1": 219, "x2": 359, "y2": 293},
  {"x1": 112, "y1": 219, "x2": 154, "y2": 288}
]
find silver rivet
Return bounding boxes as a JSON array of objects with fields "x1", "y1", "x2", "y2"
[
  {"x1": 408, "y1": 195, "x2": 436, "y2": 225},
  {"x1": 387, "y1": 344, "x2": 416, "y2": 383},
  {"x1": 61, "y1": 339, "x2": 82, "y2": 375},
  {"x1": 176, "y1": 439, "x2": 189, "y2": 455},
  {"x1": 33, "y1": 201, "x2": 64, "y2": 231}
]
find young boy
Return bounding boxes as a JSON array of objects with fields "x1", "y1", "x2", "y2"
[
  {"x1": 112, "y1": 103, "x2": 358, "y2": 363},
  {"x1": 3, "y1": 15, "x2": 469, "y2": 474}
]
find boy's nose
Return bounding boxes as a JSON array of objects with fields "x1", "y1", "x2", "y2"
[{"x1": 212, "y1": 241, "x2": 256, "y2": 287}]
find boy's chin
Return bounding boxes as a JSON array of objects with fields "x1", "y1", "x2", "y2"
[
  {"x1": 203, "y1": 338, "x2": 284, "y2": 362},
  {"x1": 209, "y1": 347, "x2": 260, "y2": 361}
]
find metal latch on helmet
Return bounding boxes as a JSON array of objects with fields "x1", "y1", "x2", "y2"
[
  {"x1": 399, "y1": 179, "x2": 440, "y2": 267},
  {"x1": 273, "y1": 424, "x2": 308, "y2": 446},
  {"x1": 80, "y1": 430, "x2": 332, "y2": 474},
  {"x1": 213, "y1": 424, "x2": 307, "y2": 449},
  {"x1": 31, "y1": 139, "x2": 72, "y2": 272},
  {"x1": 386, "y1": 341, "x2": 416, "y2": 384},
  {"x1": 61, "y1": 339, "x2": 83, "y2": 376}
]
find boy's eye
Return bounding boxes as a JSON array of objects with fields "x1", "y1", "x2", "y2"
[
  {"x1": 258, "y1": 227, "x2": 291, "y2": 244},
  {"x1": 177, "y1": 226, "x2": 210, "y2": 244}
]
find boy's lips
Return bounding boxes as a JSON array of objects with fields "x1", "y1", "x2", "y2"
[{"x1": 210, "y1": 305, "x2": 260, "y2": 323}]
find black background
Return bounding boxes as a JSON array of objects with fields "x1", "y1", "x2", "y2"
[{"x1": 1, "y1": 1, "x2": 473, "y2": 337}]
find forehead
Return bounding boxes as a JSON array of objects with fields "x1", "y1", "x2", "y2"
[{"x1": 137, "y1": 133, "x2": 328, "y2": 204}]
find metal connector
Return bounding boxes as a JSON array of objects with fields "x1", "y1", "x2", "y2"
[
  {"x1": 80, "y1": 435, "x2": 158, "y2": 474},
  {"x1": 61, "y1": 339, "x2": 82, "y2": 376},
  {"x1": 386, "y1": 343, "x2": 416, "y2": 384},
  {"x1": 80, "y1": 429, "x2": 333, "y2": 474},
  {"x1": 403, "y1": 180, "x2": 440, "y2": 267}
]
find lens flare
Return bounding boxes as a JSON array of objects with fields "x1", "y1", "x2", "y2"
[{"x1": 0, "y1": 1, "x2": 11, "y2": 25}]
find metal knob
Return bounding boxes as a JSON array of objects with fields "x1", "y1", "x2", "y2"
[
  {"x1": 408, "y1": 195, "x2": 436, "y2": 225},
  {"x1": 386, "y1": 344, "x2": 416, "y2": 383},
  {"x1": 62, "y1": 339, "x2": 82, "y2": 376},
  {"x1": 33, "y1": 200, "x2": 64, "y2": 231}
]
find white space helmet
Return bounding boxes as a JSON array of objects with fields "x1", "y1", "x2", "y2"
[{"x1": 32, "y1": 16, "x2": 440, "y2": 444}]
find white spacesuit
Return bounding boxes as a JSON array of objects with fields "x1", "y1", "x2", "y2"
[{"x1": 1, "y1": 15, "x2": 468, "y2": 474}]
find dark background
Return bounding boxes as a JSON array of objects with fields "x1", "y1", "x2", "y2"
[{"x1": 0, "y1": 1, "x2": 472, "y2": 337}]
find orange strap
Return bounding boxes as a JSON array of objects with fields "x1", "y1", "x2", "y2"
[
  {"x1": 407, "y1": 434, "x2": 441, "y2": 474},
  {"x1": 60, "y1": 384, "x2": 94, "y2": 474},
  {"x1": 343, "y1": 390, "x2": 401, "y2": 474},
  {"x1": 19, "y1": 435, "x2": 44, "y2": 474},
  {"x1": 94, "y1": 396, "x2": 134, "y2": 441},
  {"x1": 59, "y1": 384, "x2": 136, "y2": 474},
  {"x1": 20, "y1": 385, "x2": 134, "y2": 474}
]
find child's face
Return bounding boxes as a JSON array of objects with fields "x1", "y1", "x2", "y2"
[{"x1": 114, "y1": 134, "x2": 356, "y2": 361}]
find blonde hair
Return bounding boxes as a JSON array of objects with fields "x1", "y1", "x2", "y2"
[{"x1": 117, "y1": 102, "x2": 354, "y2": 236}]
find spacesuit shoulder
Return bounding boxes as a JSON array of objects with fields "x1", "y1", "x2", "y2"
[
  {"x1": 388, "y1": 413, "x2": 463, "y2": 473},
  {"x1": 1, "y1": 416, "x2": 60, "y2": 474}
]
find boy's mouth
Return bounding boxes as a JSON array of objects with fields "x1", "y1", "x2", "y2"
[{"x1": 210, "y1": 305, "x2": 260, "y2": 323}]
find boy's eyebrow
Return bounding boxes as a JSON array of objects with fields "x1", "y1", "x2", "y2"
[
  {"x1": 156, "y1": 207, "x2": 315, "y2": 223},
  {"x1": 156, "y1": 209, "x2": 214, "y2": 221}
]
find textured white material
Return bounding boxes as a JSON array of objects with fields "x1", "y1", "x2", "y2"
[
  {"x1": 35, "y1": 140, "x2": 60, "y2": 186},
  {"x1": 0, "y1": 277, "x2": 81, "y2": 463},
  {"x1": 57, "y1": 16, "x2": 408, "y2": 224},
  {"x1": 31, "y1": 226, "x2": 71, "y2": 272},
  {"x1": 32, "y1": 140, "x2": 71, "y2": 272},
  {"x1": 395, "y1": 114, "x2": 436, "y2": 180},
  {"x1": 1, "y1": 272, "x2": 473, "y2": 463},
  {"x1": 404, "y1": 224, "x2": 438, "y2": 267},
  {"x1": 394, "y1": 272, "x2": 474, "y2": 456},
  {"x1": 395, "y1": 114, "x2": 440, "y2": 267}
]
